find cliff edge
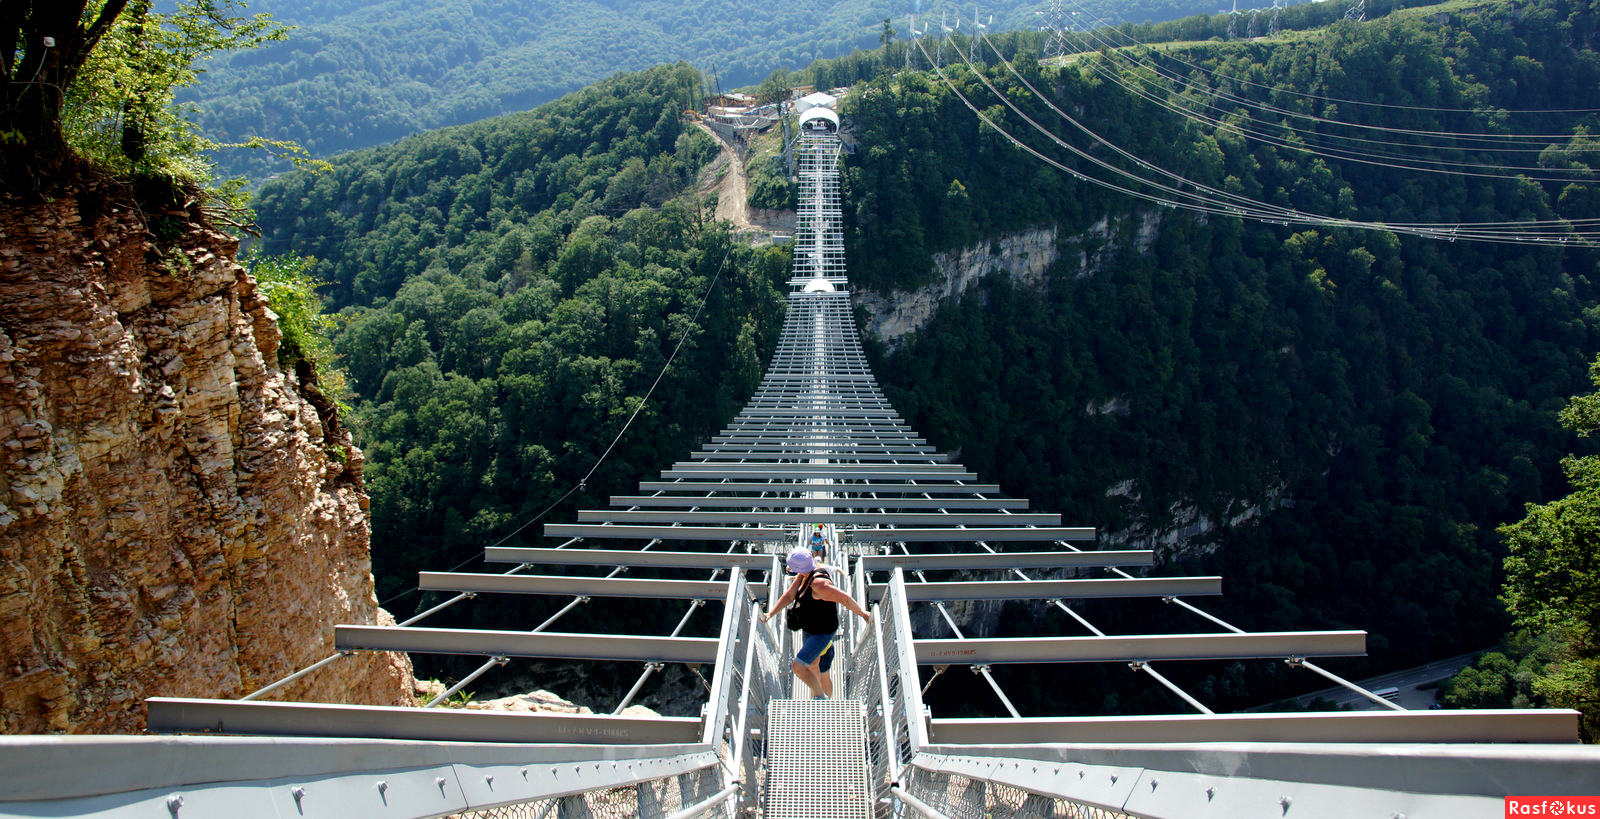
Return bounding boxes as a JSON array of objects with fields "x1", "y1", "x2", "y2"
[{"x1": 0, "y1": 185, "x2": 413, "y2": 733}]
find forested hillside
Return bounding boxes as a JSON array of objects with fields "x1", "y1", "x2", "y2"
[
  {"x1": 184, "y1": 0, "x2": 1226, "y2": 181},
  {"x1": 252, "y1": 65, "x2": 792, "y2": 667},
  {"x1": 252, "y1": 0, "x2": 1600, "y2": 713},
  {"x1": 841, "y1": 0, "x2": 1600, "y2": 714}
]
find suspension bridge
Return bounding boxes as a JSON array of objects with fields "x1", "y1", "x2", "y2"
[{"x1": 4, "y1": 99, "x2": 1599, "y2": 819}]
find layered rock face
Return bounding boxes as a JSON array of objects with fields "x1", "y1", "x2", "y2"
[
  {"x1": 0, "y1": 187, "x2": 414, "y2": 733},
  {"x1": 857, "y1": 226, "x2": 1060, "y2": 353}
]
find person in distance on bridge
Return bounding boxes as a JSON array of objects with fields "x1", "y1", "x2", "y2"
[
  {"x1": 760, "y1": 547, "x2": 871, "y2": 700},
  {"x1": 808, "y1": 526, "x2": 832, "y2": 558}
]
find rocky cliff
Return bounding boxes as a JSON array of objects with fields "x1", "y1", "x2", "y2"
[
  {"x1": 855, "y1": 213, "x2": 1269, "y2": 633},
  {"x1": 0, "y1": 184, "x2": 414, "y2": 733},
  {"x1": 857, "y1": 225, "x2": 1061, "y2": 353},
  {"x1": 856, "y1": 215, "x2": 1164, "y2": 353}
]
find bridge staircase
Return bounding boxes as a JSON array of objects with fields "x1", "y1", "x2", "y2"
[{"x1": 5, "y1": 101, "x2": 1599, "y2": 819}]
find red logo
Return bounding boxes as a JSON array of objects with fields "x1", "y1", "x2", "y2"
[{"x1": 1506, "y1": 797, "x2": 1600, "y2": 816}]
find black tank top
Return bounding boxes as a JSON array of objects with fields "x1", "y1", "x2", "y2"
[{"x1": 793, "y1": 568, "x2": 840, "y2": 635}]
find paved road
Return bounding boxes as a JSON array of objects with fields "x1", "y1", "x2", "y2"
[{"x1": 1273, "y1": 650, "x2": 1487, "y2": 711}]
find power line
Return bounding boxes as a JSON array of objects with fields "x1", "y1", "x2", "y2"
[
  {"x1": 1059, "y1": 0, "x2": 1600, "y2": 115},
  {"x1": 913, "y1": 36, "x2": 1598, "y2": 245}
]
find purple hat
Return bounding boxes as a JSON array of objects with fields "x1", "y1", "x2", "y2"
[{"x1": 786, "y1": 548, "x2": 816, "y2": 574}]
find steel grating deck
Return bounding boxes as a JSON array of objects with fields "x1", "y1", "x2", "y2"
[{"x1": 764, "y1": 699, "x2": 874, "y2": 819}]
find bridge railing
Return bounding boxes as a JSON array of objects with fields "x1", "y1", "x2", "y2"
[
  {"x1": 0, "y1": 568, "x2": 783, "y2": 819},
  {"x1": 846, "y1": 567, "x2": 1600, "y2": 819},
  {"x1": 707, "y1": 566, "x2": 789, "y2": 814},
  {"x1": 844, "y1": 567, "x2": 927, "y2": 817}
]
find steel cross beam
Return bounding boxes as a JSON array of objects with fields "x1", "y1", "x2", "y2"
[
  {"x1": 576, "y1": 510, "x2": 1062, "y2": 525},
  {"x1": 925, "y1": 709, "x2": 1584, "y2": 744},
  {"x1": 609, "y1": 495, "x2": 1030, "y2": 510},
  {"x1": 849, "y1": 527, "x2": 1095, "y2": 542},
  {"x1": 869, "y1": 576, "x2": 1221, "y2": 602},
  {"x1": 334, "y1": 625, "x2": 721, "y2": 663},
  {"x1": 637, "y1": 481, "x2": 1002, "y2": 493},
  {"x1": 483, "y1": 547, "x2": 781, "y2": 569},
  {"x1": 146, "y1": 698, "x2": 704, "y2": 744},
  {"x1": 858, "y1": 550, "x2": 1153, "y2": 571},
  {"x1": 418, "y1": 572, "x2": 773, "y2": 600},
  {"x1": 542, "y1": 524, "x2": 788, "y2": 540},
  {"x1": 913, "y1": 631, "x2": 1367, "y2": 664}
]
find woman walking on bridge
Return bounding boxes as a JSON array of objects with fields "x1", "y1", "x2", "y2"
[{"x1": 761, "y1": 547, "x2": 872, "y2": 699}]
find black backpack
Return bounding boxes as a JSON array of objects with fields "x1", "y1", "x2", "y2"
[
  {"x1": 785, "y1": 569, "x2": 834, "y2": 632},
  {"x1": 783, "y1": 572, "x2": 816, "y2": 632}
]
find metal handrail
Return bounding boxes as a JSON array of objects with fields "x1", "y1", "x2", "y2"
[
  {"x1": 891, "y1": 784, "x2": 952, "y2": 819},
  {"x1": 663, "y1": 783, "x2": 741, "y2": 819}
]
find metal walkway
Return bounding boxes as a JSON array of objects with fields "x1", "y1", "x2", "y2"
[
  {"x1": 6, "y1": 98, "x2": 1600, "y2": 819},
  {"x1": 765, "y1": 700, "x2": 872, "y2": 819}
]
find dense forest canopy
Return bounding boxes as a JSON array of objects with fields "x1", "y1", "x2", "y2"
[
  {"x1": 182, "y1": 0, "x2": 1244, "y2": 181},
  {"x1": 252, "y1": 65, "x2": 792, "y2": 670},
  {"x1": 250, "y1": 0, "x2": 1600, "y2": 715},
  {"x1": 838, "y1": 0, "x2": 1600, "y2": 714}
]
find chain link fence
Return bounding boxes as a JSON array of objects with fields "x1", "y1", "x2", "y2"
[
  {"x1": 844, "y1": 571, "x2": 1136, "y2": 819},
  {"x1": 451, "y1": 571, "x2": 781, "y2": 819},
  {"x1": 448, "y1": 765, "x2": 731, "y2": 819},
  {"x1": 900, "y1": 767, "x2": 1138, "y2": 819}
]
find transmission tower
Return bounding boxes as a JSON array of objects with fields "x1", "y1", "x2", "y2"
[
  {"x1": 1227, "y1": 0, "x2": 1240, "y2": 40},
  {"x1": 937, "y1": 12, "x2": 947, "y2": 66},
  {"x1": 1345, "y1": 0, "x2": 1365, "y2": 21},
  {"x1": 906, "y1": 14, "x2": 917, "y2": 70},
  {"x1": 1247, "y1": 9, "x2": 1258, "y2": 38},
  {"x1": 971, "y1": 9, "x2": 990, "y2": 62},
  {"x1": 1040, "y1": 0, "x2": 1069, "y2": 60},
  {"x1": 1270, "y1": 0, "x2": 1282, "y2": 34}
]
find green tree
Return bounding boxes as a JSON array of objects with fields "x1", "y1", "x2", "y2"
[
  {"x1": 245, "y1": 250, "x2": 351, "y2": 417},
  {"x1": 755, "y1": 68, "x2": 793, "y2": 106},
  {"x1": 1500, "y1": 355, "x2": 1600, "y2": 738},
  {"x1": 1, "y1": 0, "x2": 287, "y2": 193}
]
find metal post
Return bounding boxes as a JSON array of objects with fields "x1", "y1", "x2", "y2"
[
  {"x1": 905, "y1": 543, "x2": 1023, "y2": 718},
  {"x1": 889, "y1": 569, "x2": 928, "y2": 751},
  {"x1": 1297, "y1": 658, "x2": 1407, "y2": 711},
  {"x1": 701, "y1": 570, "x2": 747, "y2": 746},
  {"x1": 424, "y1": 656, "x2": 508, "y2": 708},
  {"x1": 730, "y1": 599, "x2": 762, "y2": 807},
  {"x1": 239, "y1": 652, "x2": 349, "y2": 701},
  {"x1": 891, "y1": 784, "x2": 952, "y2": 819},
  {"x1": 872, "y1": 602, "x2": 900, "y2": 784}
]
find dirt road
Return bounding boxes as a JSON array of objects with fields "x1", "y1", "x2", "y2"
[
  {"x1": 693, "y1": 121, "x2": 792, "y2": 236},
  {"x1": 694, "y1": 121, "x2": 753, "y2": 230}
]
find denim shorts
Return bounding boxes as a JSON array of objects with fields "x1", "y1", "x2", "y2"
[{"x1": 796, "y1": 631, "x2": 836, "y2": 672}]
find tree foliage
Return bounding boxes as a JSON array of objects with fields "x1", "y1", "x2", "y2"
[
  {"x1": 251, "y1": 66, "x2": 789, "y2": 663},
  {"x1": 248, "y1": 0, "x2": 1600, "y2": 715},
  {"x1": 1497, "y1": 356, "x2": 1600, "y2": 736},
  {"x1": 1, "y1": 0, "x2": 287, "y2": 193},
  {"x1": 247, "y1": 250, "x2": 351, "y2": 411},
  {"x1": 181, "y1": 0, "x2": 1244, "y2": 181},
  {"x1": 841, "y1": 0, "x2": 1600, "y2": 714}
]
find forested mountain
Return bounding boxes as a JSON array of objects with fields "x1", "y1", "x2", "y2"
[
  {"x1": 252, "y1": 65, "x2": 793, "y2": 663},
  {"x1": 252, "y1": 0, "x2": 1600, "y2": 714},
  {"x1": 843, "y1": 0, "x2": 1600, "y2": 714},
  {"x1": 184, "y1": 0, "x2": 1227, "y2": 181}
]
